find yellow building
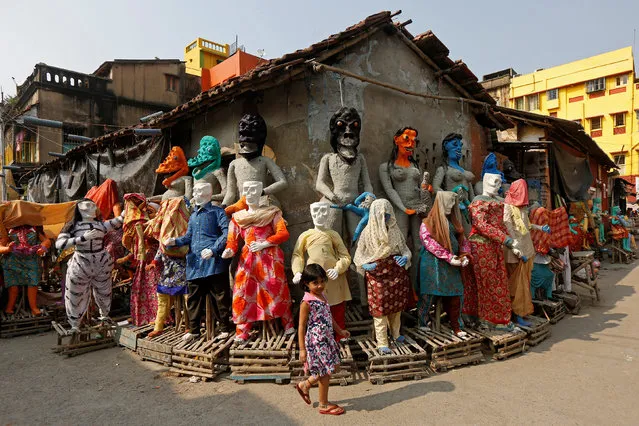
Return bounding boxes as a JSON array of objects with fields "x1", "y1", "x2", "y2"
[
  {"x1": 184, "y1": 38, "x2": 230, "y2": 76},
  {"x1": 510, "y1": 47, "x2": 639, "y2": 177}
]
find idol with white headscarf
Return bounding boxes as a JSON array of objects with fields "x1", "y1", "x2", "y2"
[{"x1": 354, "y1": 199, "x2": 411, "y2": 354}]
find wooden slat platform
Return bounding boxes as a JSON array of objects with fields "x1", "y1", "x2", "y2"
[
  {"x1": 345, "y1": 303, "x2": 373, "y2": 337},
  {"x1": 114, "y1": 324, "x2": 154, "y2": 351},
  {"x1": 473, "y1": 327, "x2": 527, "y2": 360},
  {"x1": 229, "y1": 325, "x2": 295, "y2": 384},
  {"x1": 0, "y1": 308, "x2": 52, "y2": 338},
  {"x1": 404, "y1": 326, "x2": 484, "y2": 372},
  {"x1": 571, "y1": 251, "x2": 600, "y2": 303},
  {"x1": 533, "y1": 299, "x2": 566, "y2": 324},
  {"x1": 356, "y1": 335, "x2": 430, "y2": 385},
  {"x1": 51, "y1": 320, "x2": 117, "y2": 357},
  {"x1": 517, "y1": 316, "x2": 551, "y2": 346},
  {"x1": 137, "y1": 327, "x2": 183, "y2": 366},
  {"x1": 552, "y1": 291, "x2": 581, "y2": 315},
  {"x1": 170, "y1": 334, "x2": 235, "y2": 380},
  {"x1": 290, "y1": 340, "x2": 355, "y2": 386}
]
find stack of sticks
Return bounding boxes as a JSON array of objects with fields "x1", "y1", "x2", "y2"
[
  {"x1": 290, "y1": 340, "x2": 356, "y2": 386},
  {"x1": 228, "y1": 322, "x2": 296, "y2": 384},
  {"x1": 517, "y1": 316, "x2": 551, "y2": 346},
  {"x1": 404, "y1": 326, "x2": 484, "y2": 372},
  {"x1": 51, "y1": 320, "x2": 117, "y2": 357},
  {"x1": 473, "y1": 327, "x2": 528, "y2": 360},
  {"x1": 170, "y1": 334, "x2": 235, "y2": 380},
  {"x1": 356, "y1": 335, "x2": 430, "y2": 385}
]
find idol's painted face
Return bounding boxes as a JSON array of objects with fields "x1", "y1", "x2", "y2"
[
  {"x1": 443, "y1": 193, "x2": 459, "y2": 215},
  {"x1": 484, "y1": 175, "x2": 503, "y2": 197},
  {"x1": 193, "y1": 183, "x2": 213, "y2": 206},
  {"x1": 444, "y1": 138, "x2": 463, "y2": 162},
  {"x1": 310, "y1": 202, "x2": 330, "y2": 228},
  {"x1": 394, "y1": 129, "x2": 418, "y2": 158},
  {"x1": 78, "y1": 200, "x2": 98, "y2": 219},
  {"x1": 242, "y1": 181, "x2": 263, "y2": 206}
]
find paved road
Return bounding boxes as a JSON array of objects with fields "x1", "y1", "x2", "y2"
[{"x1": 1, "y1": 260, "x2": 638, "y2": 425}]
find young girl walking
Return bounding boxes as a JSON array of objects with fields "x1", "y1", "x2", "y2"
[{"x1": 295, "y1": 263, "x2": 350, "y2": 415}]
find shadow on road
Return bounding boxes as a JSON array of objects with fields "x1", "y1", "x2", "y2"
[
  {"x1": 525, "y1": 259, "x2": 636, "y2": 354},
  {"x1": 336, "y1": 380, "x2": 455, "y2": 412}
]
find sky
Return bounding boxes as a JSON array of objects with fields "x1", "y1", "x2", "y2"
[{"x1": 1, "y1": 0, "x2": 638, "y2": 99}]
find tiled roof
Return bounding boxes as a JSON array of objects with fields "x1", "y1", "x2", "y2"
[{"x1": 24, "y1": 10, "x2": 507, "y2": 177}]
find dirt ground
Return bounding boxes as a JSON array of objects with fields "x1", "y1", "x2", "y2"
[{"x1": 1, "y1": 260, "x2": 639, "y2": 425}]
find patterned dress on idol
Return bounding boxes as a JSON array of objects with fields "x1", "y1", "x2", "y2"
[
  {"x1": 303, "y1": 292, "x2": 341, "y2": 377},
  {"x1": 467, "y1": 195, "x2": 512, "y2": 326},
  {"x1": 123, "y1": 194, "x2": 159, "y2": 326},
  {"x1": 1, "y1": 226, "x2": 42, "y2": 289},
  {"x1": 226, "y1": 204, "x2": 294, "y2": 339},
  {"x1": 353, "y1": 199, "x2": 412, "y2": 349}
]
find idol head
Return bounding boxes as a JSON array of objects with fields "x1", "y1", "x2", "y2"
[
  {"x1": 392, "y1": 127, "x2": 419, "y2": 161},
  {"x1": 310, "y1": 202, "x2": 330, "y2": 229},
  {"x1": 442, "y1": 133, "x2": 463, "y2": 163},
  {"x1": 483, "y1": 173, "x2": 503, "y2": 197},
  {"x1": 441, "y1": 191, "x2": 459, "y2": 215},
  {"x1": 147, "y1": 202, "x2": 160, "y2": 219},
  {"x1": 238, "y1": 113, "x2": 267, "y2": 160},
  {"x1": 188, "y1": 136, "x2": 222, "y2": 180},
  {"x1": 193, "y1": 183, "x2": 213, "y2": 207},
  {"x1": 329, "y1": 107, "x2": 361, "y2": 164},
  {"x1": 502, "y1": 158, "x2": 523, "y2": 181},
  {"x1": 77, "y1": 199, "x2": 98, "y2": 220},
  {"x1": 242, "y1": 180, "x2": 263, "y2": 206}
]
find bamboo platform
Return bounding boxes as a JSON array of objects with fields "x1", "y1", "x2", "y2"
[
  {"x1": 0, "y1": 308, "x2": 52, "y2": 338},
  {"x1": 51, "y1": 320, "x2": 117, "y2": 357},
  {"x1": 345, "y1": 303, "x2": 373, "y2": 337},
  {"x1": 571, "y1": 251, "x2": 600, "y2": 303},
  {"x1": 356, "y1": 335, "x2": 430, "y2": 385},
  {"x1": 533, "y1": 299, "x2": 566, "y2": 324},
  {"x1": 290, "y1": 340, "x2": 356, "y2": 386},
  {"x1": 114, "y1": 324, "x2": 154, "y2": 351},
  {"x1": 473, "y1": 327, "x2": 527, "y2": 360},
  {"x1": 170, "y1": 334, "x2": 235, "y2": 380},
  {"x1": 552, "y1": 291, "x2": 581, "y2": 315},
  {"x1": 404, "y1": 326, "x2": 484, "y2": 372},
  {"x1": 137, "y1": 327, "x2": 184, "y2": 366},
  {"x1": 517, "y1": 316, "x2": 551, "y2": 346},
  {"x1": 228, "y1": 324, "x2": 296, "y2": 384}
]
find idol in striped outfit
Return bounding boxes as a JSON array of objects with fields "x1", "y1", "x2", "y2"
[{"x1": 56, "y1": 198, "x2": 124, "y2": 331}]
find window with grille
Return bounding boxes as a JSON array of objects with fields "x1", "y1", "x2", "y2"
[
  {"x1": 615, "y1": 75, "x2": 628, "y2": 87},
  {"x1": 590, "y1": 116, "x2": 602, "y2": 130},
  {"x1": 165, "y1": 75, "x2": 179, "y2": 92},
  {"x1": 15, "y1": 128, "x2": 38, "y2": 163},
  {"x1": 514, "y1": 97, "x2": 524, "y2": 110},
  {"x1": 526, "y1": 94, "x2": 539, "y2": 111},
  {"x1": 586, "y1": 78, "x2": 606, "y2": 93},
  {"x1": 63, "y1": 126, "x2": 86, "y2": 153},
  {"x1": 614, "y1": 113, "x2": 626, "y2": 127},
  {"x1": 547, "y1": 89, "x2": 558, "y2": 101}
]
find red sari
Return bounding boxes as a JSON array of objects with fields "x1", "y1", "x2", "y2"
[
  {"x1": 467, "y1": 197, "x2": 512, "y2": 325},
  {"x1": 226, "y1": 208, "x2": 293, "y2": 328}
]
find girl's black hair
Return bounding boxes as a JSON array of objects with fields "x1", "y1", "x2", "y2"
[{"x1": 300, "y1": 263, "x2": 328, "y2": 290}]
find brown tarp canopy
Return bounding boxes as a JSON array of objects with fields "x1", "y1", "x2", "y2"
[{"x1": 0, "y1": 200, "x2": 77, "y2": 238}]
